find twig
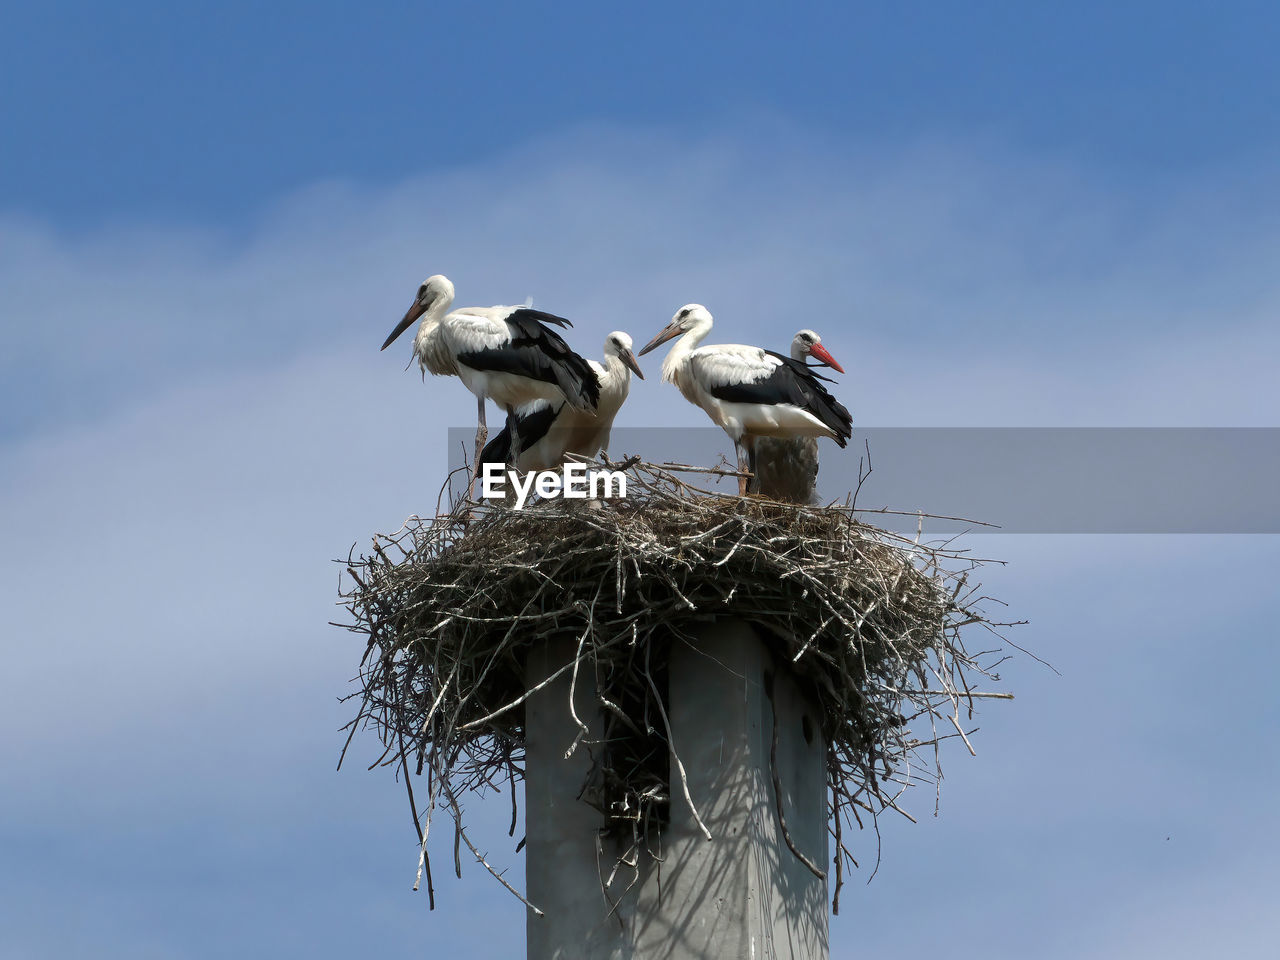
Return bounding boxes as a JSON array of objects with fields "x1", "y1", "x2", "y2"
[
  {"x1": 766, "y1": 672, "x2": 826, "y2": 880},
  {"x1": 948, "y1": 714, "x2": 977, "y2": 757},
  {"x1": 442, "y1": 782, "x2": 544, "y2": 917},
  {"x1": 645, "y1": 650, "x2": 712, "y2": 842}
]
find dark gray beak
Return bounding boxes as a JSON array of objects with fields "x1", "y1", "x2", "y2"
[
  {"x1": 637, "y1": 322, "x2": 680, "y2": 357},
  {"x1": 380, "y1": 294, "x2": 431, "y2": 351},
  {"x1": 621, "y1": 348, "x2": 645, "y2": 380}
]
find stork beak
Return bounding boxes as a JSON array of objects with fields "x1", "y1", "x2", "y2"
[
  {"x1": 637, "y1": 322, "x2": 680, "y2": 357},
  {"x1": 808, "y1": 343, "x2": 845, "y2": 374},
  {"x1": 621, "y1": 347, "x2": 645, "y2": 380},
  {"x1": 380, "y1": 294, "x2": 431, "y2": 351}
]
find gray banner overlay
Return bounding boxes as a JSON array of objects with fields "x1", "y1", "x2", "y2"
[{"x1": 446, "y1": 427, "x2": 1280, "y2": 534}]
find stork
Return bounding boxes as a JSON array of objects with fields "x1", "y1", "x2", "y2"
[
  {"x1": 481, "y1": 331, "x2": 644, "y2": 472},
  {"x1": 751, "y1": 330, "x2": 847, "y2": 503},
  {"x1": 380, "y1": 274, "x2": 600, "y2": 492},
  {"x1": 637, "y1": 306, "x2": 852, "y2": 495}
]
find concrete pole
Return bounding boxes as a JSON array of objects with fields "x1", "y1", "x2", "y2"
[
  {"x1": 524, "y1": 636, "x2": 636, "y2": 960},
  {"x1": 525, "y1": 621, "x2": 829, "y2": 960}
]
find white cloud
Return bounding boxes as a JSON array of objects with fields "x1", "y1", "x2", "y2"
[{"x1": 3, "y1": 125, "x2": 1280, "y2": 957}]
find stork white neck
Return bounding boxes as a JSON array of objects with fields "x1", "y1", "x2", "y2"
[
  {"x1": 790, "y1": 332, "x2": 812, "y2": 362},
  {"x1": 661, "y1": 312, "x2": 714, "y2": 383},
  {"x1": 418, "y1": 277, "x2": 456, "y2": 329},
  {"x1": 413, "y1": 276, "x2": 459, "y2": 376},
  {"x1": 599, "y1": 354, "x2": 628, "y2": 395}
]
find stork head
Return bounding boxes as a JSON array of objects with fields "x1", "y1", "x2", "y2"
[
  {"x1": 605, "y1": 331, "x2": 644, "y2": 380},
  {"x1": 380, "y1": 274, "x2": 456, "y2": 351},
  {"x1": 793, "y1": 329, "x2": 845, "y2": 373},
  {"x1": 637, "y1": 304, "x2": 713, "y2": 356}
]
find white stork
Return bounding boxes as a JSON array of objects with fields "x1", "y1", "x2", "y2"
[
  {"x1": 380, "y1": 274, "x2": 600, "y2": 490},
  {"x1": 751, "y1": 330, "x2": 847, "y2": 503},
  {"x1": 637, "y1": 306, "x2": 852, "y2": 495},
  {"x1": 481, "y1": 331, "x2": 644, "y2": 472}
]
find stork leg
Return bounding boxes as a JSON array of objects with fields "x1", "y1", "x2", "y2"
[
  {"x1": 470, "y1": 395, "x2": 488, "y2": 501},
  {"x1": 735, "y1": 441, "x2": 751, "y2": 497}
]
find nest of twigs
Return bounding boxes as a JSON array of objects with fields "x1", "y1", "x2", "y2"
[{"x1": 336, "y1": 459, "x2": 1016, "y2": 912}]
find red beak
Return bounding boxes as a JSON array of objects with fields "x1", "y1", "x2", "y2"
[{"x1": 808, "y1": 343, "x2": 845, "y2": 374}]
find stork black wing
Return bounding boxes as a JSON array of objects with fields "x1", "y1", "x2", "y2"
[
  {"x1": 512, "y1": 402, "x2": 561, "y2": 455},
  {"x1": 504, "y1": 308, "x2": 573, "y2": 329},
  {"x1": 800, "y1": 364, "x2": 838, "y2": 383},
  {"x1": 480, "y1": 402, "x2": 564, "y2": 470},
  {"x1": 455, "y1": 309, "x2": 600, "y2": 412},
  {"x1": 709, "y1": 352, "x2": 853, "y2": 447}
]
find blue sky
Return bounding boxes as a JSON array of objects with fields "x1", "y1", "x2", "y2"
[
  {"x1": 3, "y1": 3, "x2": 1280, "y2": 958},
  {"x1": 5, "y1": 1, "x2": 1280, "y2": 227}
]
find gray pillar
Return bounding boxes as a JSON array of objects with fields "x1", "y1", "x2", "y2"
[
  {"x1": 525, "y1": 622, "x2": 829, "y2": 960},
  {"x1": 525, "y1": 636, "x2": 629, "y2": 960}
]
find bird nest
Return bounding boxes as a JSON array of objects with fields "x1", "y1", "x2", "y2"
[{"x1": 335, "y1": 459, "x2": 1017, "y2": 913}]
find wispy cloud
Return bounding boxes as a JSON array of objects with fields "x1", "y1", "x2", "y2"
[{"x1": 3, "y1": 125, "x2": 1279, "y2": 957}]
